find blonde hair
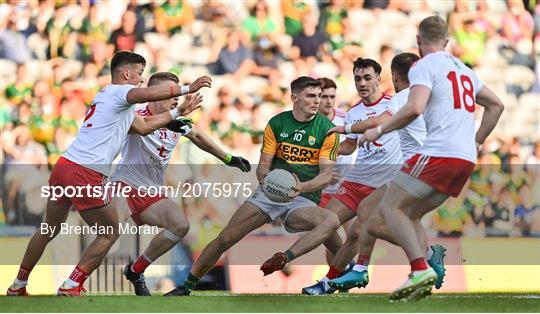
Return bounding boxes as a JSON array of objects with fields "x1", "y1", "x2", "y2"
[{"x1": 418, "y1": 16, "x2": 448, "y2": 44}]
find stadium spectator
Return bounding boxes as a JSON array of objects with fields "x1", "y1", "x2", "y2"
[
  {"x1": 501, "y1": 0, "x2": 534, "y2": 48},
  {"x1": 108, "y1": 10, "x2": 143, "y2": 52},
  {"x1": 281, "y1": 0, "x2": 310, "y2": 36},
  {"x1": 212, "y1": 29, "x2": 256, "y2": 77},
  {"x1": 452, "y1": 17, "x2": 487, "y2": 68},
  {"x1": 290, "y1": 13, "x2": 328, "y2": 74},
  {"x1": 154, "y1": 0, "x2": 194, "y2": 35},
  {"x1": 1, "y1": 15, "x2": 32, "y2": 63},
  {"x1": 242, "y1": 1, "x2": 278, "y2": 43}
]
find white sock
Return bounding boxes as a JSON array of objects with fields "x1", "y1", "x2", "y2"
[
  {"x1": 14, "y1": 279, "x2": 27, "y2": 287},
  {"x1": 352, "y1": 264, "x2": 368, "y2": 272},
  {"x1": 426, "y1": 246, "x2": 434, "y2": 260},
  {"x1": 65, "y1": 278, "x2": 80, "y2": 288}
]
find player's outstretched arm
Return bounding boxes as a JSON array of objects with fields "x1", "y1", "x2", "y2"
[
  {"x1": 327, "y1": 112, "x2": 391, "y2": 135},
  {"x1": 126, "y1": 75, "x2": 212, "y2": 104},
  {"x1": 130, "y1": 93, "x2": 203, "y2": 135},
  {"x1": 185, "y1": 127, "x2": 251, "y2": 172},
  {"x1": 474, "y1": 85, "x2": 504, "y2": 147},
  {"x1": 359, "y1": 85, "x2": 430, "y2": 144}
]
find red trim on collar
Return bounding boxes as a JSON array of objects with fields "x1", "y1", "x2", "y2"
[{"x1": 363, "y1": 93, "x2": 388, "y2": 107}]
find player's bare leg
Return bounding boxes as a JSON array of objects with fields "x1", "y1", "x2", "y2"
[
  {"x1": 282, "y1": 207, "x2": 344, "y2": 257},
  {"x1": 7, "y1": 200, "x2": 70, "y2": 296},
  {"x1": 261, "y1": 206, "x2": 340, "y2": 276},
  {"x1": 124, "y1": 199, "x2": 190, "y2": 296},
  {"x1": 57, "y1": 200, "x2": 129, "y2": 296},
  {"x1": 164, "y1": 202, "x2": 268, "y2": 296},
  {"x1": 376, "y1": 179, "x2": 439, "y2": 301},
  {"x1": 324, "y1": 202, "x2": 355, "y2": 263},
  {"x1": 325, "y1": 187, "x2": 386, "y2": 291},
  {"x1": 301, "y1": 197, "x2": 368, "y2": 295}
]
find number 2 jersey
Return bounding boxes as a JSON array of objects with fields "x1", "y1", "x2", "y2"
[
  {"x1": 111, "y1": 104, "x2": 191, "y2": 188},
  {"x1": 63, "y1": 84, "x2": 137, "y2": 176},
  {"x1": 408, "y1": 51, "x2": 483, "y2": 164},
  {"x1": 344, "y1": 94, "x2": 403, "y2": 188},
  {"x1": 261, "y1": 111, "x2": 339, "y2": 203}
]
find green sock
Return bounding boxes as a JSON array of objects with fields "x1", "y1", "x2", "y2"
[
  {"x1": 183, "y1": 273, "x2": 200, "y2": 290},
  {"x1": 284, "y1": 250, "x2": 295, "y2": 262}
]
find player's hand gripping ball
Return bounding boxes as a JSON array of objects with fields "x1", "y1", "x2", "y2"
[{"x1": 262, "y1": 169, "x2": 296, "y2": 203}]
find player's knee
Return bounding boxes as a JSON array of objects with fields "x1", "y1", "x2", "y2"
[
  {"x1": 321, "y1": 212, "x2": 340, "y2": 231},
  {"x1": 166, "y1": 221, "x2": 189, "y2": 241},
  {"x1": 346, "y1": 225, "x2": 360, "y2": 242}
]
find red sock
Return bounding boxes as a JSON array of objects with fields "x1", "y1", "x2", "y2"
[
  {"x1": 410, "y1": 258, "x2": 428, "y2": 271},
  {"x1": 131, "y1": 254, "x2": 152, "y2": 273},
  {"x1": 325, "y1": 265, "x2": 341, "y2": 279},
  {"x1": 16, "y1": 266, "x2": 32, "y2": 281},
  {"x1": 357, "y1": 255, "x2": 370, "y2": 266},
  {"x1": 69, "y1": 266, "x2": 89, "y2": 284}
]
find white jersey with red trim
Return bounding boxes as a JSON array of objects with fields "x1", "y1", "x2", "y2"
[
  {"x1": 112, "y1": 104, "x2": 191, "y2": 188},
  {"x1": 63, "y1": 84, "x2": 137, "y2": 176},
  {"x1": 388, "y1": 88, "x2": 427, "y2": 160},
  {"x1": 408, "y1": 51, "x2": 483, "y2": 164},
  {"x1": 344, "y1": 94, "x2": 403, "y2": 188},
  {"x1": 323, "y1": 108, "x2": 357, "y2": 194}
]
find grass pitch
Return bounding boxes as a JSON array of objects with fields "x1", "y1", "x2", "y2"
[{"x1": 1, "y1": 292, "x2": 539, "y2": 312}]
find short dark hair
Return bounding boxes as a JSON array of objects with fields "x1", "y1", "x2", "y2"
[
  {"x1": 353, "y1": 58, "x2": 382, "y2": 75},
  {"x1": 110, "y1": 51, "x2": 146, "y2": 72},
  {"x1": 148, "y1": 72, "x2": 179, "y2": 86},
  {"x1": 290, "y1": 76, "x2": 321, "y2": 94},
  {"x1": 318, "y1": 77, "x2": 337, "y2": 90},
  {"x1": 391, "y1": 53, "x2": 420, "y2": 83}
]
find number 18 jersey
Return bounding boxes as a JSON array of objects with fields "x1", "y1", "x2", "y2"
[{"x1": 408, "y1": 51, "x2": 483, "y2": 164}]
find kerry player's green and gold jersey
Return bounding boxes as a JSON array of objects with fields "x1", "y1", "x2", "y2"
[{"x1": 261, "y1": 111, "x2": 339, "y2": 203}]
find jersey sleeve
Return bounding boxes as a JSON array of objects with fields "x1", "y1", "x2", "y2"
[
  {"x1": 320, "y1": 132, "x2": 339, "y2": 161},
  {"x1": 261, "y1": 123, "x2": 278, "y2": 155},
  {"x1": 344, "y1": 111, "x2": 358, "y2": 140},
  {"x1": 112, "y1": 85, "x2": 137, "y2": 112},
  {"x1": 472, "y1": 72, "x2": 484, "y2": 96},
  {"x1": 408, "y1": 61, "x2": 434, "y2": 90}
]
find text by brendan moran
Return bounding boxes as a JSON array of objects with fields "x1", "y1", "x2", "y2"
[{"x1": 40, "y1": 223, "x2": 159, "y2": 237}]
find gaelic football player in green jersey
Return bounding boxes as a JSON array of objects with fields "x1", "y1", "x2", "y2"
[{"x1": 165, "y1": 76, "x2": 341, "y2": 296}]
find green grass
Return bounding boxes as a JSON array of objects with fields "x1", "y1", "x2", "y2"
[{"x1": 1, "y1": 293, "x2": 539, "y2": 312}]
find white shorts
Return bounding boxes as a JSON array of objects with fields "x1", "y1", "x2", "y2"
[{"x1": 246, "y1": 187, "x2": 317, "y2": 223}]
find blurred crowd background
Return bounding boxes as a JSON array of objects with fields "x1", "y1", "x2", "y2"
[{"x1": 1, "y1": 0, "x2": 539, "y2": 242}]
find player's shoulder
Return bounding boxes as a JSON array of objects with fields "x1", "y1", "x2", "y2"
[
  {"x1": 393, "y1": 88, "x2": 410, "y2": 101},
  {"x1": 334, "y1": 107, "x2": 347, "y2": 118},
  {"x1": 315, "y1": 112, "x2": 335, "y2": 127},
  {"x1": 380, "y1": 94, "x2": 393, "y2": 103},
  {"x1": 268, "y1": 110, "x2": 291, "y2": 128}
]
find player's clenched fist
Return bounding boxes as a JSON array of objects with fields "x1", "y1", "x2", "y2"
[
  {"x1": 189, "y1": 76, "x2": 212, "y2": 93},
  {"x1": 177, "y1": 93, "x2": 203, "y2": 116}
]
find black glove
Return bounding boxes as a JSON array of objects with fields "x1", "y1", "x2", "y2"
[
  {"x1": 166, "y1": 117, "x2": 193, "y2": 135},
  {"x1": 224, "y1": 154, "x2": 251, "y2": 172}
]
